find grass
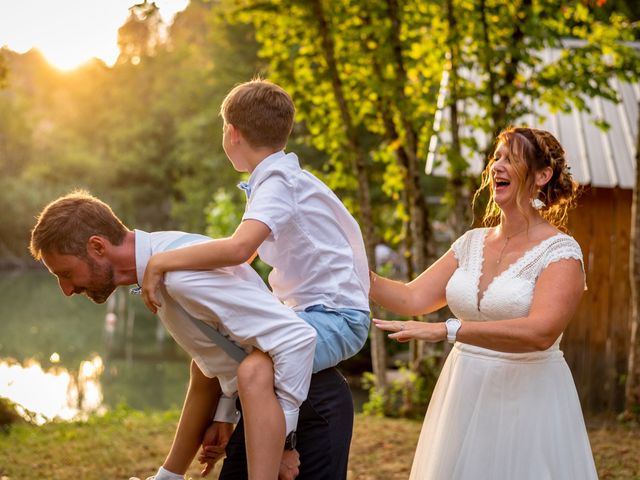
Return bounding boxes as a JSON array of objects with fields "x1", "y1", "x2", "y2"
[{"x1": 0, "y1": 407, "x2": 638, "y2": 479}]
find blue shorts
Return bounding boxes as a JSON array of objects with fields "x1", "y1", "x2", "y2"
[{"x1": 296, "y1": 304, "x2": 370, "y2": 373}]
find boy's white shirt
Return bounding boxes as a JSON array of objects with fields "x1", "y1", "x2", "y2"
[
  {"x1": 135, "y1": 230, "x2": 316, "y2": 434},
  {"x1": 242, "y1": 150, "x2": 370, "y2": 312}
]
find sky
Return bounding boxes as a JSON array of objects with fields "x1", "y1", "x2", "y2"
[{"x1": 0, "y1": 0, "x2": 190, "y2": 70}]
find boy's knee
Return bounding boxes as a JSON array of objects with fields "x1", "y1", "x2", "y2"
[{"x1": 237, "y1": 351, "x2": 274, "y2": 393}]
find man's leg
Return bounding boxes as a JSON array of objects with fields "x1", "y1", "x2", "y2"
[
  {"x1": 219, "y1": 367, "x2": 353, "y2": 480},
  {"x1": 219, "y1": 415, "x2": 249, "y2": 479},
  {"x1": 296, "y1": 368, "x2": 354, "y2": 480}
]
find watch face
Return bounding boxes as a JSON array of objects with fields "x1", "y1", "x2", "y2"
[{"x1": 446, "y1": 318, "x2": 461, "y2": 342}]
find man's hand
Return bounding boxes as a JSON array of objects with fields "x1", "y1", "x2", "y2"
[
  {"x1": 278, "y1": 449, "x2": 300, "y2": 480},
  {"x1": 197, "y1": 421, "x2": 234, "y2": 477},
  {"x1": 141, "y1": 257, "x2": 164, "y2": 313}
]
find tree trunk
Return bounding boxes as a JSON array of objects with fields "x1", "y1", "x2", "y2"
[
  {"x1": 384, "y1": 0, "x2": 431, "y2": 275},
  {"x1": 624, "y1": 103, "x2": 640, "y2": 419},
  {"x1": 357, "y1": 0, "x2": 433, "y2": 369},
  {"x1": 309, "y1": 0, "x2": 387, "y2": 391},
  {"x1": 445, "y1": 0, "x2": 471, "y2": 238},
  {"x1": 486, "y1": 0, "x2": 529, "y2": 154}
]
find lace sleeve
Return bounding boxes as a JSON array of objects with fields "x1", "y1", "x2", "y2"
[
  {"x1": 451, "y1": 229, "x2": 482, "y2": 271},
  {"x1": 542, "y1": 235, "x2": 586, "y2": 289},
  {"x1": 541, "y1": 235, "x2": 584, "y2": 272},
  {"x1": 451, "y1": 230, "x2": 471, "y2": 261}
]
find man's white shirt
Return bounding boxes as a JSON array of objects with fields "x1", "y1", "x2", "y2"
[{"x1": 134, "y1": 230, "x2": 316, "y2": 434}]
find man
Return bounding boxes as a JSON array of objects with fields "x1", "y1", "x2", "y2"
[{"x1": 29, "y1": 191, "x2": 355, "y2": 479}]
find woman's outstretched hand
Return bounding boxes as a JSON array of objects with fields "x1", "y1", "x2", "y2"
[{"x1": 372, "y1": 318, "x2": 448, "y2": 343}]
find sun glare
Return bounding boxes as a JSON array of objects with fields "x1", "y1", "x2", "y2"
[
  {"x1": 0, "y1": 0, "x2": 189, "y2": 71},
  {"x1": 39, "y1": 42, "x2": 111, "y2": 72}
]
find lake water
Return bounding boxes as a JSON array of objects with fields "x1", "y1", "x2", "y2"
[
  {"x1": 0, "y1": 270, "x2": 368, "y2": 423},
  {"x1": 0, "y1": 270, "x2": 192, "y2": 422}
]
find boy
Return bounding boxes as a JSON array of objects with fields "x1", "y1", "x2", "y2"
[{"x1": 142, "y1": 79, "x2": 370, "y2": 479}]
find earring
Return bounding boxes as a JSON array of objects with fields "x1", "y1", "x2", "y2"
[{"x1": 531, "y1": 196, "x2": 545, "y2": 210}]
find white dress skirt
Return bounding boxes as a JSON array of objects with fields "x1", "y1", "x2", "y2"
[{"x1": 409, "y1": 229, "x2": 598, "y2": 479}]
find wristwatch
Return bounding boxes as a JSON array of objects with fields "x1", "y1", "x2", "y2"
[
  {"x1": 445, "y1": 318, "x2": 462, "y2": 344},
  {"x1": 284, "y1": 431, "x2": 297, "y2": 450}
]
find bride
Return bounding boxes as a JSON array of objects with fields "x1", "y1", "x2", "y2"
[{"x1": 370, "y1": 127, "x2": 598, "y2": 479}]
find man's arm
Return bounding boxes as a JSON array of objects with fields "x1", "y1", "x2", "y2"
[
  {"x1": 162, "y1": 360, "x2": 224, "y2": 475},
  {"x1": 198, "y1": 421, "x2": 235, "y2": 477}
]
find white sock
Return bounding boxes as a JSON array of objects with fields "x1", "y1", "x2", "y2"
[{"x1": 154, "y1": 466, "x2": 184, "y2": 480}]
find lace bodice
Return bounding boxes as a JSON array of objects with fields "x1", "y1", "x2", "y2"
[{"x1": 446, "y1": 228, "x2": 584, "y2": 324}]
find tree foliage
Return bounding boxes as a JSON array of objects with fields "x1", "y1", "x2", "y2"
[{"x1": 0, "y1": 0, "x2": 260, "y2": 261}]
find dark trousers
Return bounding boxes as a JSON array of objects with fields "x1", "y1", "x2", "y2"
[{"x1": 219, "y1": 367, "x2": 354, "y2": 480}]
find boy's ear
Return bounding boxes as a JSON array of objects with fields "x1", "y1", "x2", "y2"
[{"x1": 227, "y1": 124, "x2": 242, "y2": 145}]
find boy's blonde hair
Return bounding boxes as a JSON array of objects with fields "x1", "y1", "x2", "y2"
[{"x1": 220, "y1": 79, "x2": 295, "y2": 150}]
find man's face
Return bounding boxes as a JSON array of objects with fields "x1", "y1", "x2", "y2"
[{"x1": 41, "y1": 251, "x2": 116, "y2": 304}]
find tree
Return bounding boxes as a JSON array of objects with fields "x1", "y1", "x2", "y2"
[
  {"x1": 433, "y1": 0, "x2": 640, "y2": 171},
  {"x1": 625, "y1": 105, "x2": 640, "y2": 420},
  {"x1": 117, "y1": 1, "x2": 162, "y2": 65},
  {"x1": 0, "y1": 49, "x2": 7, "y2": 89},
  {"x1": 166, "y1": 0, "x2": 263, "y2": 233},
  {"x1": 234, "y1": 0, "x2": 450, "y2": 397},
  {"x1": 0, "y1": 0, "x2": 265, "y2": 260}
]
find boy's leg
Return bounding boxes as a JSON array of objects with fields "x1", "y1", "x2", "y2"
[
  {"x1": 162, "y1": 361, "x2": 222, "y2": 475},
  {"x1": 237, "y1": 350, "x2": 285, "y2": 480},
  {"x1": 297, "y1": 306, "x2": 370, "y2": 372}
]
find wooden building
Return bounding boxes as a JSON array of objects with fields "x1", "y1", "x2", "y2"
[
  {"x1": 559, "y1": 74, "x2": 638, "y2": 412},
  {"x1": 567, "y1": 187, "x2": 632, "y2": 412}
]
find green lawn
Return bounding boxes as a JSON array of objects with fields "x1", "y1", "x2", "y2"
[{"x1": 0, "y1": 408, "x2": 638, "y2": 479}]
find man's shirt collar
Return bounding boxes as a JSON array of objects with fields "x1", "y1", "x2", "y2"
[{"x1": 134, "y1": 229, "x2": 152, "y2": 286}]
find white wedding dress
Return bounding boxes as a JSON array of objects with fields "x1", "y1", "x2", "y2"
[{"x1": 409, "y1": 228, "x2": 598, "y2": 480}]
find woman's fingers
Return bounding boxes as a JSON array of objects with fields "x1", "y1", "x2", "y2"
[
  {"x1": 388, "y1": 331, "x2": 412, "y2": 342},
  {"x1": 373, "y1": 318, "x2": 415, "y2": 342},
  {"x1": 372, "y1": 318, "x2": 406, "y2": 332}
]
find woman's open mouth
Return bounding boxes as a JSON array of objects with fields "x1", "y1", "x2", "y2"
[{"x1": 494, "y1": 178, "x2": 510, "y2": 191}]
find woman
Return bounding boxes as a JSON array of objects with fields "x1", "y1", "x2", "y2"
[{"x1": 371, "y1": 127, "x2": 598, "y2": 479}]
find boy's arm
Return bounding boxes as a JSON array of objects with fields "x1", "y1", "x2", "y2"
[
  {"x1": 162, "y1": 360, "x2": 225, "y2": 475},
  {"x1": 142, "y1": 220, "x2": 270, "y2": 313}
]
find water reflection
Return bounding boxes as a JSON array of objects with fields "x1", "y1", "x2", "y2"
[
  {"x1": 0, "y1": 356, "x2": 105, "y2": 424},
  {"x1": 0, "y1": 270, "x2": 191, "y2": 421}
]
